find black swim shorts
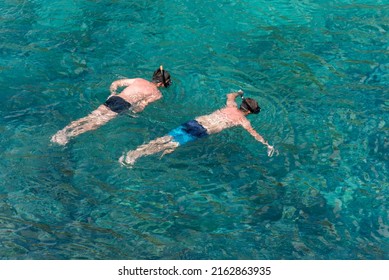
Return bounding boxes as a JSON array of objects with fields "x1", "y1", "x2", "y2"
[{"x1": 104, "y1": 96, "x2": 132, "y2": 114}]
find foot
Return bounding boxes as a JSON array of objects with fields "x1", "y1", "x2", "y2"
[
  {"x1": 119, "y1": 153, "x2": 136, "y2": 167},
  {"x1": 267, "y1": 145, "x2": 279, "y2": 157},
  {"x1": 51, "y1": 131, "x2": 69, "y2": 145}
]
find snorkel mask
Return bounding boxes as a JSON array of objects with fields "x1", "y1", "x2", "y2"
[{"x1": 241, "y1": 97, "x2": 261, "y2": 114}]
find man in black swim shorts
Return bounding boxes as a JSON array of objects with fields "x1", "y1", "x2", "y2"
[{"x1": 51, "y1": 66, "x2": 171, "y2": 145}]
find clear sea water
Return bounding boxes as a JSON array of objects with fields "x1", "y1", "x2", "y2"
[{"x1": 0, "y1": 0, "x2": 388, "y2": 260}]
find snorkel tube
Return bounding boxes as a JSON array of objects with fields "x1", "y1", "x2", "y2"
[
  {"x1": 160, "y1": 65, "x2": 167, "y2": 87},
  {"x1": 238, "y1": 89, "x2": 244, "y2": 99},
  {"x1": 159, "y1": 65, "x2": 166, "y2": 85}
]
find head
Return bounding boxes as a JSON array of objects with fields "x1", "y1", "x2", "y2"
[
  {"x1": 152, "y1": 65, "x2": 171, "y2": 87},
  {"x1": 240, "y1": 98, "x2": 261, "y2": 114}
]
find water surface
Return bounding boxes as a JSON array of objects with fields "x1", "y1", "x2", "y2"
[{"x1": 0, "y1": 0, "x2": 388, "y2": 259}]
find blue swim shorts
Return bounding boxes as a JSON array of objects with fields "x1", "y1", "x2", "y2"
[{"x1": 168, "y1": 120, "x2": 208, "y2": 145}]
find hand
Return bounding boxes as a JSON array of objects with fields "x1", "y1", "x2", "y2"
[
  {"x1": 267, "y1": 145, "x2": 275, "y2": 157},
  {"x1": 109, "y1": 84, "x2": 117, "y2": 95}
]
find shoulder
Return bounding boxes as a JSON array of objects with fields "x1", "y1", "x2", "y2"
[
  {"x1": 221, "y1": 106, "x2": 241, "y2": 115},
  {"x1": 226, "y1": 102, "x2": 238, "y2": 108},
  {"x1": 134, "y1": 78, "x2": 156, "y2": 86},
  {"x1": 240, "y1": 117, "x2": 252, "y2": 128}
]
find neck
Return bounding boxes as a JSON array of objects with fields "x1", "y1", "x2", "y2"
[
  {"x1": 239, "y1": 108, "x2": 250, "y2": 116},
  {"x1": 152, "y1": 81, "x2": 163, "y2": 87}
]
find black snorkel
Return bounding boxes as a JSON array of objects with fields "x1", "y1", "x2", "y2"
[
  {"x1": 160, "y1": 65, "x2": 166, "y2": 86},
  {"x1": 160, "y1": 65, "x2": 171, "y2": 87}
]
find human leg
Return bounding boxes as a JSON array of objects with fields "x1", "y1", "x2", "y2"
[
  {"x1": 119, "y1": 135, "x2": 179, "y2": 166},
  {"x1": 51, "y1": 105, "x2": 117, "y2": 145}
]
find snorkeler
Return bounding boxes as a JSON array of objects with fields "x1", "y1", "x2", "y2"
[
  {"x1": 119, "y1": 90, "x2": 275, "y2": 166},
  {"x1": 51, "y1": 66, "x2": 172, "y2": 145}
]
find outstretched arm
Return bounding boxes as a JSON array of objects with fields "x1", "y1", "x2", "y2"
[
  {"x1": 226, "y1": 90, "x2": 244, "y2": 107},
  {"x1": 241, "y1": 120, "x2": 275, "y2": 156},
  {"x1": 109, "y1": 79, "x2": 135, "y2": 95}
]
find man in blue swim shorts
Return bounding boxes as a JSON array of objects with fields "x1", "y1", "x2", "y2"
[
  {"x1": 51, "y1": 66, "x2": 171, "y2": 145},
  {"x1": 120, "y1": 90, "x2": 275, "y2": 166}
]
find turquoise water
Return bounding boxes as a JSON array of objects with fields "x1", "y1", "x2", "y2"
[{"x1": 0, "y1": 0, "x2": 388, "y2": 259}]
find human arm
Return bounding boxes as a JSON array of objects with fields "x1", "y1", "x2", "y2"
[
  {"x1": 109, "y1": 79, "x2": 135, "y2": 95},
  {"x1": 131, "y1": 94, "x2": 162, "y2": 113},
  {"x1": 131, "y1": 99, "x2": 148, "y2": 113},
  {"x1": 226, "y1": 90, "x2": 244, "y2": 107},
  {"x1": 241, "y1": 120, "x2": 275, "y2": 157}
]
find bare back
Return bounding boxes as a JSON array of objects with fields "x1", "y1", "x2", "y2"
[
  {"x1": 195, "y1": 106, "x2": 248, "y2": 134},
  {"x1": 116, "y1": 78, "x2": 162, "y2": 112}
]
